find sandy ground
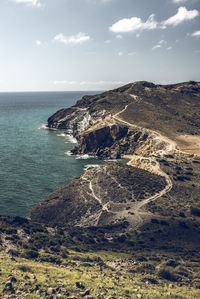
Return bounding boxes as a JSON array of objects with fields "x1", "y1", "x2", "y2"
[{"x1": 176, "y1": 135, "x2": 200, "y2": 156}]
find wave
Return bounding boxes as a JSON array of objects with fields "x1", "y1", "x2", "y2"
[
  {"x1": 65, "y1": 151, "x2": 73, "y2": 156},
  {"x1": 76, "y1": 154, "x2": 95, "y2": 160},
  {"x1": 65, "y1": 134, "x2": 77, "y2": 144},
  {"x1": 38, "y1": 124, "x2": 48, "y2": 130},
  {"x1": 57, "y1": 133, "x2": 77, "y2": 144},
  {"x1": 57, "y1": 133, "x2": 66, "y2": 137},
  {"x1": 84, "y1": 164, "x2": 100, "y2": 171},
  {"x1": 104, "y1": 159, "x2": 117, "y2": 162}
]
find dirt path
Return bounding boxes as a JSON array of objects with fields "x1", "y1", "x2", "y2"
[
  {"x1": 80, "y1": 102, "x2": 174, "y2": 229},
  {"x1": 112, "y1": 103, "x2": 173, "y2": 227}
]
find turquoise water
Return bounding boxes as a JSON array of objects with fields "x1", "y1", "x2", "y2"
[{"x1": 0, "y1": 91, "x2": 104, "y2": 217}]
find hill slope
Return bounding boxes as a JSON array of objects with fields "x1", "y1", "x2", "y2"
[{"x1": 31, "y1": 81, "x2": 200, "y2": 241}]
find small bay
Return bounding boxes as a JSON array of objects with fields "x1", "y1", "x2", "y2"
[{"x1": 0, "y1": 91, "x2": 104, "y2": 217}]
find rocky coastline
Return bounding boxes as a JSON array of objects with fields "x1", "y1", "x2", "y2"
[
  {"x1": 1, "y1": 81, "x2": 200, "y2": 298},
  {"x1": 31, "y1": 81, "x2": 200, "y2": 234}
]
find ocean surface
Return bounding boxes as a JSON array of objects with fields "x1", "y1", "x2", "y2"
[{"x1": 0, "y1": 91, "x2": 105, "y2": 217}]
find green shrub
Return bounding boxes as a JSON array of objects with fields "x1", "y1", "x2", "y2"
[
  {"x1": 18, "y1": 265, "x2": 32, "y2": 272},
  {"x1": 158, "y1": 267, "x2": 178, "y2": 281},
  {"x1": 21, "y1": 249, "x2": 39, "y2": 259},
  {"x1": 190, "y1": 206, "x2": 200, "y2": 217},
  {"x1": 165, "y1": 260, "x2": 179, "y2": 268},
  {"x1": 39, "y1": 253, "x2": 61, "y2": 264},
  {"x1": 8, "y1": 249, "x2": 20, "y2": 257}
]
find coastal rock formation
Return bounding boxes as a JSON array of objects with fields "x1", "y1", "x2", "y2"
[{"x1": 31, "y1": 81, "x2": 200, "y2": 232}]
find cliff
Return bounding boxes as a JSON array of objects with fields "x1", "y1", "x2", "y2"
[{"x1": 31, "y1": 81, "x2": 200, "y2": 240}]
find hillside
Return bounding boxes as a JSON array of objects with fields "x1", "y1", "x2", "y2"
[
  {"x1": 32, "y1": 81, "x2": 200, "y2": 233},
  {"x1": 1, "y1": 81, "x2": 200, "y2": 298}
]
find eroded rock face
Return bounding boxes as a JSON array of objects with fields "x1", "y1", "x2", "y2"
[
  {"x1": 31, "y1": 163, "x2": 166, "y2": 228},
  {"x1": 48, "y1": 107, "x2": 108, "y2": 136}
]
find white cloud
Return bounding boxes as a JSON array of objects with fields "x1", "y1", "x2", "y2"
[
  {"x1": 162, "y1": 7, "x2": 199, "y2": 28},
  {"x1": 167, "y1": 46, "x2": 172, "y2": 50},
  {"x1": 116, "y1": 34, "x2": 123, "y2": 39},
  {"x1": 13, "y1": 0, "x2": 41, "y2": 7},
  {"x1": 191, "y1": 30, "x2": 200, "y2": 37},
  {"x1": 54, "y1": 80, "x2": 125, "y2": 87},
  {"x1": 158, "y1": 39, "x2": 167, "y2": 45},
  {"x1": 152, "y1": 44, "x2": 161, "y2": 50},
  {"x1": 172, "y1": 0, "x2": 187, "y2": 3},
  {"x1": 53, "y1": 32, "x2": 90, "y2": 45},
  {"x1": 109, "y1": 14, "x2": 157, "y2": 33},
  {"x1": 118, "y1": 51, "x2": 123, "y2": 56},
  {"x1": 36, "y1": 40, "x2": 42, "y2": 46}
]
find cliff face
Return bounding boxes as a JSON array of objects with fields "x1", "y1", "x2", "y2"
[
  {"x1": 47, "y1": 80, "x2": 200, "y2": 156},
  {"x1": 31, "y1": 81, "x2": 200, "y2": 235}
]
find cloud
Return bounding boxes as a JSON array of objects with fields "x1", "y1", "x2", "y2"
[
  {"x1": 109, "y1": 14, "x2": 157, "y2": 33},
  {"x1": 53, "y1": 32, "x2": 90, "y2": 45},
  {"x1": 53, "y1": 80, "x2": 125, "y2": 87},
  {"x1": 13, "y1": 0, "x2": 41, "y2": 7},
  {"x1": 158, "y1": 39, "x2": 167, "y2": 45},
  {"x1": 152, "y1": 44, "x2": 161, "y2": 50},
  {"x1": 152, "y1": 40, "x2": 167, "y2": 50},
  {"x1": 191, "y1": 30, "x2": 200, "y2": 37},
  {"x1": 36, "y1": 40, "x2": 42, "y2": 46},
  {"x1": 118, "y1": 51, "x2": 123, "y2": 56},
  {"x1": 172, "y1": 0, "x2": 187, "y2": 3},
  {"x1": 162, "y1": 7, "x2": 199, "y2": 28},
  {"x1": 167, "y1": 46, "x2": 172, "y2": 50},
  {"x1": 116, "y1": 34, "x2": 123, "y2": 39}
]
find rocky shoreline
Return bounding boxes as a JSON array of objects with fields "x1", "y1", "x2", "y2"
[
  {"x1": 31, "y1": 81, "x2": 200, "y2": 234},
  {"x1": 1, "y1": 81, "x2": 200, "y2": 298}
]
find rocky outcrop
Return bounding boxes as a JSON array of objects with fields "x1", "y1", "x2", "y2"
[
  {"x1": 72, "y1": 123, "x2": 176, "y2": 159},
  {"x1": 48, "y1": 106, "x2": 108, "y2": 136}
]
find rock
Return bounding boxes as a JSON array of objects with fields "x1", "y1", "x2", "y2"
[
  {"x1": 80, "y1": 289, "x2": 90, "y2": 297},
  {"x1": 47, "y1": 287, "x2": 56, "y2": 295},
  {"x1": 3, "y1": 282, "x2": 15, "y2": 294},
  {"x1": 9, "y1": 276, "x2": 17, "y2": 283},
  {"x1": 76, "y1": 282, "x2": 85, "y2": 289}
]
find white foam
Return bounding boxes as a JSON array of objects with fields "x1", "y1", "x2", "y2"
[
  {"x1": 65, "y1": 151, "x2": 73, "y2": 156},
  {"x1": 76, "y1": 154, "x2": 94, "y2": 160},
  {"x1": 65, "y1": 134, "x2": 77, "y2": 144},
  {"x1": 38, "y1": 123, "x2": 48, "y2": 130},
  {"x1": 84, "y1": 164, "x2": 100, "y2": 171},
  {"x1": 57, "y1": 133, "x2": 66, "y2": 137},
  {"x1": 104, "y1": 159, "x2": 117, "y2": 162}
]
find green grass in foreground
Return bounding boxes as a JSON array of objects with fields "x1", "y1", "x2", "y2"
[{"x1": 1, "y1": 249, "x2": 200, "y2": 298}]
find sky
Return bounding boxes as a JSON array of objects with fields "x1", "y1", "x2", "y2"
[{"x1": 0, "y1": 0, "x2": 200, "y2": 91}]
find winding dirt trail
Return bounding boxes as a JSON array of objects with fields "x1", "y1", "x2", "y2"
[
  {"x1": 112, "y1": 102, "x2": 173, "y2": 227},
  {"x1": 80, "y1": 101, "x2": 174, "y2": 228}
]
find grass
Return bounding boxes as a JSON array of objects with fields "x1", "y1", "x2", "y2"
[{"x1": 1, "y1": 249, "x2": 200, "y2": 298}]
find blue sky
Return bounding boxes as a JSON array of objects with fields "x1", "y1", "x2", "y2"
[{"x1": 0, "y1": 0, "x2": 200, "y2": 91}]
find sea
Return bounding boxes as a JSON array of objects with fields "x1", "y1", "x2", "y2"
[{"x1": 0, "y1": 91, "x2": 105, "y2": 217}]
